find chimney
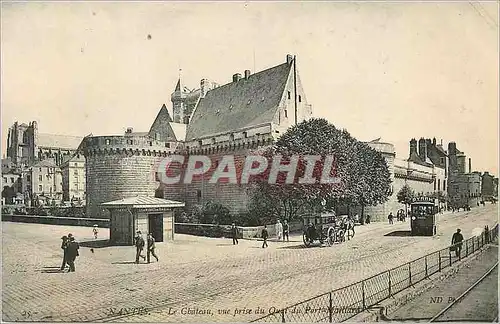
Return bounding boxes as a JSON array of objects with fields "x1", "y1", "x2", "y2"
[
  {"x1": 286, "y1": 54, "x2": 293, "y2": 64},
  {"x1": 409, "y1": 138, "x2": 418, "y2": 156},
  {"x1": 233, "y1": 73, "x2": 242, "y2": 82},
  {"x1": 432, "y1": 137, "x2": 436, "y2": 145},
  {"x1": 469, "y1": 158, "x2": 471, "y2": 173},
  {"x1": 440, "y1": 139, "x2": 443, "y2": 146},
  {"x1": 244, "y1": 70, "x2": 251, "y2": 79},
  {"x1": 418, "y1": 138, "x2": 427, "y2": 162},
  {"x1": 126, "y1": 127, "x2": 133, "y2": 134}
]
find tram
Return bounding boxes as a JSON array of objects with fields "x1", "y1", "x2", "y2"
[{"x1": 410, "y1": 197, "x2": 438, "y2": 236}]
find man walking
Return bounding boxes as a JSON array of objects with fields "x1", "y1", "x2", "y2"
[
  {"x1": 283, "y1": 220, "x2": 290, "y2": 242},
  {"x1": 147, "y1": 233, "x2": 159, "y2": 263},
  {"x1": 65, "y1": 236, "x2": 79, "y2": 272},
  {"x1": 135, "y1": 231, "x2": 146, "y2": 264},
  {"x1": 451, "y1": 229, "x2": 464, "y2": 258},
  {"x1": 231, "y1": 223, "x2": 239, "y2": 245},
  {"x1": 276, "y1": 220, "x2": 283, "y2": 241},
  {"x1": 60, "y1": 235, "x2": 69, "y2": 271},
  {"x1": 262, "y1": 225, "x2": 269, "y2": 248},
  {"x1": 388, "y1": 212, "x2": 394, "y2": 224}
]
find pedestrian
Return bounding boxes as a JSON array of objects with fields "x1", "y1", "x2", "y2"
[
  {"x1": 60, "y1": 235, "x2": 69, "y2": 272},
  {"x1": 134, "y1": 231, "x2": 146, "y2": 264},
  {"x1": 231, "y1": 223, "x2": 239, "y2": 245},
  {"x1": 366, "y1": 215, "x2": 371, "y2": 224},
  {"x1": 283, "y1": 220, "x2": 290, "y2": 242},
  {"x1": 65, "y1": 236, "x2": 79, "y2": 272},
  {"x1": 484, "y1": 225, "x2": 490, "y2": 244},
  {"x1": 276, "y1": 220, "x2": 283, "y2": 241},
  {"x1": 261, "y1": 225, "x2": 269, "y2": 248},
  {"x1": 147, "y1": 233, "x2": 159, "y2": 263},
  {"x1": 93, "y1": 225, "x2": 99, "y2": 239},
  {"x1": 388, "y1": 212, "x2": 394, "y2": 224},
  {"x1": 451, "y1": 229, "x2": 464, "y2": 258}
]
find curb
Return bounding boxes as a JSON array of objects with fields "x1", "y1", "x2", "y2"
[{"x1": 348, "y1": 244, "x2": 494, "y2": 322}]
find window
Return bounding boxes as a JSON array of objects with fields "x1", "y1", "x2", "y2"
[
  {"x1": 105, "y1": 139, "x2": 111, "y2": 145},
  {"x1": 10, "y1": 178, "x2": 14, "y2": 184},
  {"x1": 39, "y1": 168, "x2": 42, "y2": 172},
  {"x1": 299, "y1": 95, "x2": 302, "y2": 102},
  {"x1": 443, "y1": 180, "x2": 446, "y2": 191},
  {"x1": 50, "y1": 187, "x2": 52, "y2": 193},
  {"x1": 284, "y1": 110, "x2": 288, "y2": 118},
  {"x1": 196, "y1": 190, "x2": 202, "y2": 203},
  {"x1": 38, "y1": 185, "x2": 43, "y2": 192},
  {"x1": 39, "y1": 175, "x2": 43, "y2": 182},
  {"x1": 165, "y1": 143, "x2": 171, "y2": 148},
  {"x1": 243, "y1": 132, "x2": 248, "y2": 139},
  {"x1": 2, "y1": 177, "x2": 6, "y2": 183},
  {"x1": 74, "y1": 170, "x2": 78, "y2": 175},
  {"x1": 288, "y1": 91, "x2": 291, "y2": 99},
  {"x1": 438, "y1": 179, "x2": 441, "y2": 191},
  {"x1": 155, "y1": 133, "x2": 159, "y2": 140}
]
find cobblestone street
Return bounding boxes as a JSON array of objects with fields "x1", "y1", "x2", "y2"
[{"x1": 2, "y1": 204, "x2": 497, "y2": 322}]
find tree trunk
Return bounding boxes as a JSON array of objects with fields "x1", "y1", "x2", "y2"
[{"x1": 360, "y1": 204, "x2": 365, "y2": 225}]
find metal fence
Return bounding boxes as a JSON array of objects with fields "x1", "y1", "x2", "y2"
[{"x1": 251, "y1": 224, "x2": 499, "y2": 323}]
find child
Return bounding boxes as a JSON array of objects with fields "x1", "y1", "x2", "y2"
[{"x1": 93, "y1": 225, "x2": 99, "y2": 239}]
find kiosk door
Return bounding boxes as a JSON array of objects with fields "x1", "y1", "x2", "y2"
[{"x1": 148, "y1": 214, "x2": 164, "y2": 242}]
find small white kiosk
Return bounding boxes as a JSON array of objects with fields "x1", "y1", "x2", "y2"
[{"x1": 101, "y1": 196, "x2": 184, "y2": 246}]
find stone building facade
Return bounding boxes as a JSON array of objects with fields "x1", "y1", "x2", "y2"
[
  {"x1": 22, "y1": 159, "x2": 63, "y2": 206},
  {"x1": 61, "y1": 154, "x2": 86, "y2": 202},
  {"x1": 363, "y1": 138, "x2": 448, "y2": 221},
  {"x1": 481, "y1": 172, "x2": 499, "y2": 201}
]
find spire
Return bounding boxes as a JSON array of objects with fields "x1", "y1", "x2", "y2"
[{"x1": 174, "y1": 68, "x2": 183, "y2": 92}]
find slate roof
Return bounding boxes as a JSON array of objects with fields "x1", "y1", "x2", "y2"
[
  {"x1": 185, "y1": 62, "x2": 292, "y2": 141},
  {"x1": 169, "y1": 122, "x2": 187, "y2": 141},
  {"x1": 435, "y1": 144, "x2": 447, "y2": 155},
  {"x1": 101, "y1": 196, "x2": 185, "y2": 209},
  {"x1": 37, "y1": 133, "x2": 84, "y2": 149},
  {"x1": 32, "y1": 159, "x2": 59, "y2": 168}
]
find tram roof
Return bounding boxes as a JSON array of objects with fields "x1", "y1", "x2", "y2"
[{"x1": 410, "y1": 201, "x2": 435, "y2": 205}]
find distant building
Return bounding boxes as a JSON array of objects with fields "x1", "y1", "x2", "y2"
[
  {"x1": 22, "y1": 159, "x2": 63, "y2": 206},
  {"x1": 61, "y1": 154, "x2": 86, "y2": 203},
  {"x1": 6, "y1": 121, "x2": 83, "y2": 167},
  {"x1": 481, "y1": 172, "x2": 498, "y2": 201},
  {"x1": 2, "y1": 167, "x2": 23, "y2": 205}
]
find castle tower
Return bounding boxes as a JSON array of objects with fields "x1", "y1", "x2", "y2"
[
  {"x1": 171, "y1": 78, "x2": 186, "y2": 123},
  {"x1": 80, "y1": 134, "x2": 173, "y2": 218}
]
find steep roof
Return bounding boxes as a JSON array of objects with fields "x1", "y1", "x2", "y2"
[
  {"x1": 435, "y1": 144, "x2": 447, "y2": 155},
  {"x1": 185, "y1": 62, "x2": 292, "y2": 141},
  {"x1": 37, "y1": 133, "x2": 83, "y2": 150}
]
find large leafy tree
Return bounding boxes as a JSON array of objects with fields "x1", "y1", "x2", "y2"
[
  {"x1": 397, "y1": 184, "x2": 415, "y2": 212},
  {"x1": 246, "y1": 118, "x2": 391, "y2": 222}
]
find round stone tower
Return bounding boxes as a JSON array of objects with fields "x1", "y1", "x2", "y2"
[{"x1": 80, "y1": 133, "x2": 172, "y2": 218}]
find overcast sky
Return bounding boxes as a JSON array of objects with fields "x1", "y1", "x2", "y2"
[{"x1": 1, "y1": 1, "x2": 498, "y2": 174}]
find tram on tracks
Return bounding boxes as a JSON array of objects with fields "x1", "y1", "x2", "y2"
[{"x1": 410, "y1": 196, "x2": 438, "y2": 236}]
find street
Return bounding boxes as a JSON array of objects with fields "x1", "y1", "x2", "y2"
[{"x1": 2, "y1": 204, "x2": 497, "y2": 322}]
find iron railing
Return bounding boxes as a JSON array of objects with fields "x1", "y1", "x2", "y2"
[{"x1": 251, "y1": 223, "x2": 499, "y2": 323}]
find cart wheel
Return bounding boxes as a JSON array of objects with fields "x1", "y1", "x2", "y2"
[
  {"x1": 327, "y1": 228, "x2": 335, "y2": 246},
  {"x1": 303, "y1": 233, "x2": 311, "y2": 247},
  {"x1": 347, "y1": 229, "x2": 355, "y2": 240}
]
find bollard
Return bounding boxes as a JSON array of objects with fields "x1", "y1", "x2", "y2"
[
  {"x1": 425, "y1": 256, "x2": 428, "y2": 278},
  {"x1": 329, "y1": 292, "x2": 333, "y2": 323},
  {"x1": 362, "y1": 281, "x2": 366, "y2": 309},
  {"x1": 438, "y1": 251, "x2": 442, "y2": 272}
]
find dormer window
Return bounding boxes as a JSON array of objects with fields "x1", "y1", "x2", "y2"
[
  {"x1": 229, "y1": 133, "x2": 234, "y2": 141},
  {"x1": 284, "y1": 110, "x2": 288, "y2": 118},
  {"x1": 198, "y1": 140, "x2": 203, "y2": 147},
  {"x1": 288, "y1": 91, "x2": 291, "y2": 99},
  {"x1": 211, "y1": 138, "x2": 216, "y2": 144},
  {"x1": 105, "y1": 139, "x2": 111, "y2": 145},
  {"x1": 243, "y1": 132, "x2": 248, "y2": 139},
  {"x1": 299, "y1": 95, "x2": 302, "y2": 102}
]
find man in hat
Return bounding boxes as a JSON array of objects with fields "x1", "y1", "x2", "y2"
[
  {"x1": 65, "y1": 236, "x2": 80, "y2": 272},
  {"x1": 451, "y1": 228, "x2": 464, "y2": 258},
  {"x1": 134, "y1": 231, "x2": 146, "y2": 264},
  {"x1": 60, "y1": 235, "x2": 69, "y2": 271},
  {"x1": 231, "y1": 223, "x2": 239, "y2": 245},
  {"x1": 147, "y1": 233, "x2": 159, "y2": 263}
]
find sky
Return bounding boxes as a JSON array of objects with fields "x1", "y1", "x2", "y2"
[{"x1": 1, "y1": 1, "x2": 499, "y2": 175}]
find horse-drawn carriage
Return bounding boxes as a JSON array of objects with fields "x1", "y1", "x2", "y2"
[{"x1": 302, "y1": 213, "x2": 355, "y2": 247}]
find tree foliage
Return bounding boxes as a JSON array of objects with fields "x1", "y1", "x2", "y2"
[
  {"x1": 397, "y1": 184, "x2": 415, "y2": 206},
  {"x1": 247, "y1": 118, "x2": 392, "y2": 222}
]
